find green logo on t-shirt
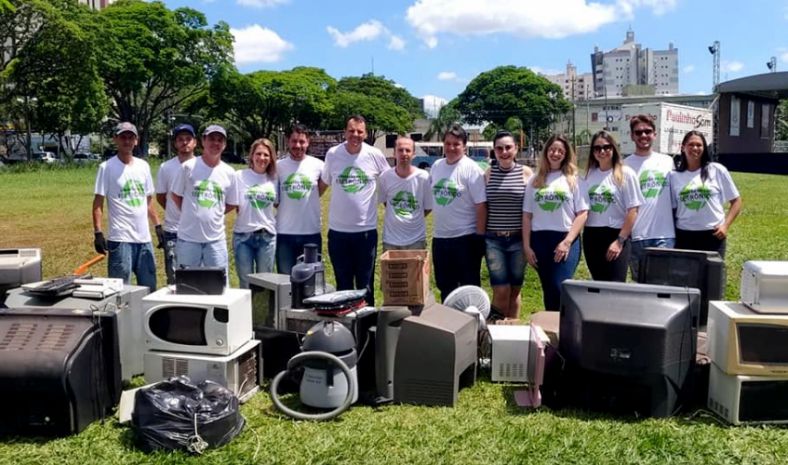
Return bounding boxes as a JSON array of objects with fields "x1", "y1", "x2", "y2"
[
  {"x1": 391, "y1": 191, "x2": 418, "y2": 218},
  {"x1": 119, "y1": 179, "x2": 145, "y2": 207},
  {"x1": 679, "y1": 183, "x2": 711, "y2": 211},
  {"x1": 337, "y1": 167, "x2": 370, "y2": 193},
  {"x1": 639, "y1": 170, "x2": 667, "y2": 198},
  {"x1": 283, "y1": 173, "x2": 312, "y2": 200},
  {"x1": 246, "y1": 184, "x2": 276, "y2": 209},
  {"x1": 588, "y1": 184, "x2": 614, "y2": 213},
  {"x1": 194, "y1": 180, "x2": 224, "y2": 208},
  {"x1": 433, "y1": 178, "x2": 460, "y2": 206},
  {"x1": 535, "y1": 187, "x2": 568, "y2": 212}
]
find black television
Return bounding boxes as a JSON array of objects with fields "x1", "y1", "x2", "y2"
[
  {"x1": 637, "y1": 247, "x2": 724, "y2": 326},
  {"x1": 558, "y1": 280, "x2": 700, "y2": 418}
]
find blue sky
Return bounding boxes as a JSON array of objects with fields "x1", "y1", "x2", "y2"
[{"x1": 164, "y1": 0, "x2": 788, "y2": 115}]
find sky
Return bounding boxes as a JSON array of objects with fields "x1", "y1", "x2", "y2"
[{"x1": 163, "y1": 0, "x2": 788, "y2": 116}]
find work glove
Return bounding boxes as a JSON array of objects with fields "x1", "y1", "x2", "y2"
[
  {"x1": 155, "y1": 224, "x2": 166, "y2": 249},
  {"x1": 94, "y1": 231, "x2": 108, "y2": 255}
]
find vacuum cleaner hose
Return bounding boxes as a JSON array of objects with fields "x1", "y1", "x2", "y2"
[{"x1": 270, "y1": 351, "x2": 356, "y2": 421}]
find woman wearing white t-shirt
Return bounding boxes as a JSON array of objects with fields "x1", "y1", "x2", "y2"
[
  {"x1": 669, "y1": 131, "x2": 741, "y2": 257},
  {"x1": 582, "y1": 131, "x2": 643, "y2": 282},
  {"x1": 229, "y1": 138, "x2": 278, "y2": 288},
  {"x1": 523, "y1": 135, "x2": 588, "y2": 311}
]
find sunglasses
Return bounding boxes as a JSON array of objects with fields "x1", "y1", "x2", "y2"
[
  {"x1": 633, "y1": 129, "x2": 654, "y2": 136},
  {"x1": 592, "y1": 144, "x2": 614, "y2": 153}
]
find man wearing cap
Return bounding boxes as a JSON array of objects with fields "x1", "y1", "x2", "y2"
[
  {"x1": 92, "y1": 122, "x2": 159, "y2": 290},
  {"x1": 155, "y1": 123, "x2": 196, "y2": 284},
  {"x1": 275, "y1": 123, "x2": 327, "y2": 274},
  {"x1": 171, "y1": 124, "x2": 236, "y2": 273},
  {"x1": 319, "y1": 115, "x2": 389, "y2": 306}
]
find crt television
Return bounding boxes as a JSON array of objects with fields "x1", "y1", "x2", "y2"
[
  {"x1": 143, "y1": 287, "x2": 252, "y2": 356},
  {"x1": 559, "y1": 280, "x2": 700, "y2": 417},
  {"x1": 740, "y1": 261, "x2": 788, "y2": 314},
  {"x1": 0, "y1": 248, "x2": 42, "y2": 299},
  {"x1": 637, "y1": 247, "x2": 724, "y2": 325},
  {"x1": 707, "y1": 300, "x2": 788, "y2": 376},
  {"x1": 248, "y1": 272, "x2": 291, "y2": 330}
]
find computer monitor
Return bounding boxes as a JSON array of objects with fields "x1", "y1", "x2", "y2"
[
  {"x1": 0, "y1": 248, "x2": 42, "y2": 301},
  {"x1": 559, "y1": 280, "x2": 700, "y2": 417},
  {"x1": 248, "y1": 273, "x2": 291, "y2": 330},
  {"x1": 638, "y1": 247, "x2": 724, "y2": 325},
  {"x1": 393, "y1": 303, "x2": 477, "y2": 407}
]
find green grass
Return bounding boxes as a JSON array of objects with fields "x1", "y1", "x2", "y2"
[{"x1": 1, "y1": 166, "x2": 788, "y2": 464}]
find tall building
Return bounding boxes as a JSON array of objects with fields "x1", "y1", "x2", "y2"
[
  {"x1": 590, "y1": 28, "x2": 678, "y2": 98},
  {"x1": 542, "y1": 62, "x2": 594, "y2": 101},
  {"x1": 79, "y1": 0, "x2": 114, "y2": 9}
]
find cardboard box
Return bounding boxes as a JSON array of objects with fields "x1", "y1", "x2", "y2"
[{"x1": 380, "y1": 250, "x2": 431, "y2": 306}]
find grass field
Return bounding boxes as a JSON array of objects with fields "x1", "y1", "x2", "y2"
[{"x1": 1, "y1": 164, "x2": 787, "y2": 464}]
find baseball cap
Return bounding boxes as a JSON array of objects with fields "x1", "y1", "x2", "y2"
[
  {"x1": 114, "y1": 122, "x2": 138, "y2": 137},
  {"x1": 202, "y1": 124, "x2": 227, "y2": 138},
  {"x1": 172, "y1": 123, "x2": 196, "y2": 138}
]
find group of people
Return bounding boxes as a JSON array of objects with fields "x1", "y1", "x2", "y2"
[{"x1": 92, "y1": 113, "x2": 741, "y2": 320}]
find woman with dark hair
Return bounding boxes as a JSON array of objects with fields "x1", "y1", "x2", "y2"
[
  {"x1": 229, "y1": 138, "x2": 278, "y2": 288},
  {"x1": 484, "y1": 130, "x2": 533, "y2": 320},
  {"x1": 582, "y1": 131, "x2": 643, "y2": 282},
  {"x1": 522, "y1": 134, "x2": 588, "y2": 311},
  {"x1": 669, "y1": 131, "x2": 741, "y2": 257}
]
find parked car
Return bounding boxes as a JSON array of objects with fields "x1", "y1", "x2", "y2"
[
  {"x1": 73, "y1": 152, "x2": 101, "y2": 164},
  {"x1": 31, "y1": 151, "x2": 58, "y2": 164}
]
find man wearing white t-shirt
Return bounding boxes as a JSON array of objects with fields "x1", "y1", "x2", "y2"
[
  {"x1": 379, "y1": 136, "x2": 432, "y2": 251},
  {"x1": 319, "y1": 115, "x2": 389, "y2": 305},
  {"x1": 92, "y1": 122, "x2": 159, "y2": 290},
  {"x1": 430, "y1": 125, "x2": 487, "y2": 301},
  {"x1": 276, "y1": 124, "x2": 327, "y2": 274},
  {"x1": 155, "y1": 123, "x2": 196, "y2": 284},
  {"x1": 623, "y1": 114, "x2": 676, "y2": 279},
  {"x1": 172, "y1": 124, "x2": 236, "y2": 274}
]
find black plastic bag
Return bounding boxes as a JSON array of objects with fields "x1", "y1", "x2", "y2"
[{"x1": 131, "y1": 376, "x2": 245, "y2": 454}]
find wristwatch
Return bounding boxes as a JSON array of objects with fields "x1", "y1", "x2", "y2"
[{"x1": 616, "y1": 236, "x2": 627, "y2": 245}]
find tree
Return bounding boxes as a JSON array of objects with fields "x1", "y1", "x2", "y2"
[
  {"x1": 0, "y1": 0, "x2": 46, "y2": 76},
  {"x1": 326, "y1": 90, "x2": 413, "y2": 142},
  {"x1": 336, "y1": 73, "x2": 424, "y2": 121},
  {"x1": 424, "y1": 98, "x2": 461, "y2": 141},
  {"x1": 5, "y1": 0, "x2": 107, "y2": 157},
  {"x1": 777, "y1": 99, "x2": 788, "y2": 141},
  {"x1": 456, "y1": 66, "x2": 572, "y2": 144},
  {"x1": 208, "y1": 66, "x2": 336, "y2": 147},
  {"x1": 92, "y1": 0, "x2": 234, "y2": 154}
]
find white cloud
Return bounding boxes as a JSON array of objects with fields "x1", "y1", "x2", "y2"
[
  {"x1": 405, "y1": 0, "x2": 677, "y2": 48},
  {"x1": 683, "y1": 64, "x2": 695, "y2": 73},
  {"x1": 422, "y1": 95, "x2": 448, "y2": 117},
  {"x1": 779, "y1": 49, "x2": 788, "y2": 63},
  {"x1": 327, "y1": 20, "x2": 406, "y2": 51},
  {"x1": 721, "y1": 61, "x2": 744, "y2": 72},
  {"x1": 530, "y1": 66, "x2": 562, "y2": 76},
  {"x1": 388, "y1": 35, "x2": 406, "y2": 51},
  {"x1": 437, "y1": 71, "x2": 458, "y2": 81},
  {"x1": 237, "y1": 0, "x2": 287, "y2": 7},
  {"x1": 231, "y1": 25, "x2": 293, "y2": 64}
]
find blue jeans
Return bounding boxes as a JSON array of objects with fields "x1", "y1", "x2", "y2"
[
  {"x1": 432, "y1": 234, "x2": 485, "y2": 302},
  {"x1": 327, "y1": 229, "x2": 377, "y2": 306},
  {"x1": 276, "y1": 233, "x2": 322, "y2": 275},
  {"x1": 176, "y1": 238, "x2": 228, "y2": 275},
  {"x1": 233, "y1": 229, "x2": 276, "y2": 289},
  {"x1": 531, "y1": 230, "x2": 580, "y2": 311},
  {"x1": 485, "y1": 233, "x2": 525, "y2": 287},
  {"x1": 107, "y1": 241, "x2": 157, "y2": 291},
  {"x1": 162, "y1": 231, "x2": 178, "y2": 285},
  {"x1": 629, "y1": 237, "x2": 676, "y2": 281}
]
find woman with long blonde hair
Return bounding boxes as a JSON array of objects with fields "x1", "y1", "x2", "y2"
[{"x1": 522, "y1": 134, "x2": 588, "y2": 311}]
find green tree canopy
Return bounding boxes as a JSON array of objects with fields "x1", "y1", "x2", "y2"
[
  {"x1": 336, "y1": 73, "x2": 424, "y2": 121},
  {"x1": 92, "y1": 0, "x2": 234, "y2": 154},
  {"x1": 326, "y1": 90, "x2": 413, "y2": 142},
  {"x1": 456, "y1": 66, "x2": 571, "y2": 140}
]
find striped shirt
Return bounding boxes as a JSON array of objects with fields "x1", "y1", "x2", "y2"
[{"x1": 486, "y1": 163, "x2": 527, "y2": 232}]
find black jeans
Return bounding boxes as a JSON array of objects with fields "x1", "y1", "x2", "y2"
[
  {"x1": 583, "y1": 227, "x2": 630, "y2": 282},
  {"x1": 327, "y1": 229, "x2": 378, "y2": 306},
  {"x1": 675, "y1": 228, "x2": 726, "y2": 258},
  {"x1": 432, "y1": 234, "x2": 484, "y2": 302}
]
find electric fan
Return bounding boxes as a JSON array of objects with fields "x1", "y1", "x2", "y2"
[{"x1": 443, "y1": 286, "x2": 491, "y2": 330}]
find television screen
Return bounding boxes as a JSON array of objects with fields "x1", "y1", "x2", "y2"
[
  {"x1": 250, "y1": 286, "x2": 274, "y2": 329},
  {"x1": 148, "y1": 306, "x2": 208, "y2": 346},
  {"x1": 738, "y1": 324, "x2": 788, "y2": 364}
]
